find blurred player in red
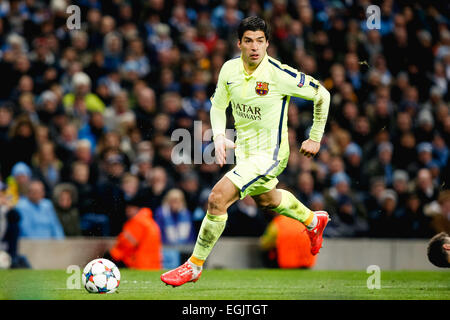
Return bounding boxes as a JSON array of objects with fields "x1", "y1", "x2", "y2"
[{"x1": 107, "y1": 196, "x2": 162, "y2": 270}]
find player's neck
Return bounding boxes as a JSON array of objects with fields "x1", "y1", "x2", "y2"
[
  {"x1": 243, "y1": 52, "x2": 266, "y2": 75},
  {"x1": 244, "y1": 62, "x2": 258, "y2": 75}
]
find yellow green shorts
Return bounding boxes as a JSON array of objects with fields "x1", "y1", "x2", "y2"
[{"x1": 225, "y1": 156, "x2": 288, "y2": 199}]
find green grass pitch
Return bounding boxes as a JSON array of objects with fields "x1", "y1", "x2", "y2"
[{"x1": 0, "y1": 269, "x2": 448, "y2": 300}]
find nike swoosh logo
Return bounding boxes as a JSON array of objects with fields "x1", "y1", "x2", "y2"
[
  {"x1": 227, "y1": 81, "x2": 233, "y2": 85},
  {"x1": 233, "y1": 170, "x2": 241, "y2": 177}
]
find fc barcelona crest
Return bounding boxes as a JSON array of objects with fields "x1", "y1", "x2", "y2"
[{"x1": 255, "y1": 81, "x2": 269, "y2": 96}]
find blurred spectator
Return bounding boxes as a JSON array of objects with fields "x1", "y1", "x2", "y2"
[
  {"x1": 324, "y1": 172, "x2": 367, "y2": 221},
  {"x1": 368, "y1": 189, "x2": 401, "y2": 238},
  {"x1": 154, "y1": 188, "x2": 195, "y2": 245},
  {"x1": 363, "y1": 176, "x2": 387, "y2": 214},
  {"x1": 85, "y1": 49, "x2": 109, "y2": 90},
  {"x1": 121, "y1": 173, "x2": 140, "y2": 203},
  {"x1": 15, "y1": 180, "x2": 65, "y2": 239},
  {"x1": 62, "y1": 139, "x2": 99, "y2": 187},
  {"x1": 130, "y1": 153, "x2": 152, "y2": 184},
  {"x1": 17, "y1": 92, "x2": 38, "y2": 124},
  {"x1": 343, "y1": 142, "x2": 365, "y2": 190},
  {"x1": 396, "y1": 192, "x2": 433, "y2": 238},
  {"x1": 260, "y1": 214, "x2": 316, "y2": 269},
  {"x1": 364, "y1": 142, "x2": 395, "y2": 187},
  {"x1": 55, "y1": 122, "x2": 78, "y2": 164},
  {"x1": 295, "y1": 171, "x2": 321, "y2": 207},
  {"x1": 8, "y1": 115, "x2": 37, "y2": 171},
  {"x1": 223, "y1": 196, "x2": 267, "y2": 237},
  {"x1": 107, "y1": 196, "x2": 162, "y2": 270},
  {"x1": 415, "y1": 110, "x2": 435, "y2": 143},
  {"x1": 96, "y1": 131, "x2": 131, "y2": 169},
  {"x1": 179, "y1": 171, "x2": 201, "y2": 213},
  {"x1": 95, "y1": 152, "x2": 127, "y2": 236},
  {"x1": 103, "y1": 90, "x2": 135, "y2": 134},
  {"x1": 392, "y1": 170, "x2": 410, "y2": 208},
  {"x1": 182, "y1": 84, "x2": 212, "y2": 114},
  {"x1": 415, "y1": 142, "x2": 434, "y2": 169},
  {"x1": 78, "y1": 111, "x2": 106, "y2": 153},
  {"x1": 415, "y1": 168, "x2": 439, "y2": 208},
  {"x1": 70, "y1": 161, "x2": 107, "y2": 236},
  {"x1": 139, "y1": 166, "x2": 170, "y2": 210},
  {"x1": 429, "y1": 190, "x2": 450, "y2": 235},
  {"x1": 310, "y1": 193, "x2": 326, "y2": 212},
  {"x1": 32, "y1": 141, "x2": 62, "y2": 196},
  {"x1": 352, "y1": 116, "x2": 372, "y2": 147},
  {"x1": 0, "y1": 103, "x2": 14, "y2": 178},
  {"x1": 0, "y1": 182, "x2": 30, "y2": 268},
  {"x1": 52, "y1": 183, "x2": 81, "y2": 237},
  {"x1": 63, "y1": 72, "x2": 106, "y2": 115},
  {"x1": 325, "y1": 193, "x2": 369, "y2": 237},
  {"x1": 344, "y1": 52, "x2": 363, "y2": 92},
  {"x1": 133, "y1": 87, "x2": 157, "y2": 140},
  {"x1": 36, "y1": 90, "x2": 60, "y2": 127},
  {"x1": 120, "y1": 38, "x2": 150, "y2": 82},
  {"x1": 103, "y1": 31, "x2": 123, "y2": 72},
  {"x1": 5, "y1": 161, "x2": 32, "y2": 205},
  {"x1": 432, "y1": 134, "x2": 448, "y2": 170}
]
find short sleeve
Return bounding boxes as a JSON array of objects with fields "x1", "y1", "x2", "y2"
[{"x1": 275, "y1": 67, "x2": 320, "y2": 101}]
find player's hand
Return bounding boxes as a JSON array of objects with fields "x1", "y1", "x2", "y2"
[
  {"x1": 214, "y1": 134, "x2": 236, "y2": 167},
  {"x1": 299, "y1": 139, "x2": 320, "y2": 158}
]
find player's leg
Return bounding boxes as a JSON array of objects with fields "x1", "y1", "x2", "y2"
[
  {"x1": 161, "y1": 176, "x2": 239, "y2": 286},
  {"x1": 252, "y1": 188, "x2": 315, "y2": 225},
  {"x1": 252, "y1": 188, "x2": 329, "y2": 255},
  {"x1": 190, "y1": 175, "x2": 240, "y2": 265}
]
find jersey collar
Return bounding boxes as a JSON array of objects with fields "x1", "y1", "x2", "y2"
[{"x1": 240, "y1": 52, "x2": 269, "y2": 80}]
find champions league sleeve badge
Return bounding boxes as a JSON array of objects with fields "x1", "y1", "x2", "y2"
[{"x1": 297, "y1": 73, "x2": 305, "y2": 88}]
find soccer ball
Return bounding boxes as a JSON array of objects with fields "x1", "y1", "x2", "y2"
[
  {"x1": 0, "y1": 250, "x2": 11, "y2": 269},
  {"x1": 82, "y1": 258, "x2": 121, "y2": 294}
]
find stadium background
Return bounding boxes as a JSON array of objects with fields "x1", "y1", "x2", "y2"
[{"x1": 0, "y1": 0, "x2": 448, "y2": 272}]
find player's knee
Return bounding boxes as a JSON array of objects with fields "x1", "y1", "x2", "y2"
[
  {"x1": 208, "y1": 191, "x2": 225, "y2": 211},
  {"x1": 254, "y1": 197, "x2": 277, "y2": 210}
]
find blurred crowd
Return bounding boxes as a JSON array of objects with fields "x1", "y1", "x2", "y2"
[{"x1": 0, "y1": 0, "x2": 449, "y2": 260}]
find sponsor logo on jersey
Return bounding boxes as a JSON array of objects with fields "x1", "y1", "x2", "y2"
[{"x1": 232, "y1": 101, "x2": 262, "y2": 121}]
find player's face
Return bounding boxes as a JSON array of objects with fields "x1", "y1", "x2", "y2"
[
  {"x1": 238, "y1": 30, "x2": 269, "y2": 69},
  {"x1": 444, "y1": 239, "x2": 450, "y2": 263}
]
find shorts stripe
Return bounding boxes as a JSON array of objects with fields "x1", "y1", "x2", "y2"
[{"x1": 241, "y1": 160, "x2": 280, "y2": 192}]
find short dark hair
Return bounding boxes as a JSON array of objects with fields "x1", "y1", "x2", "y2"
[
  {"x1": 238, "y1": 16, "x2": 270, "y2": 41},
  {"x1": 427, "y1": 232, "x2": 450, "y2": 268}
]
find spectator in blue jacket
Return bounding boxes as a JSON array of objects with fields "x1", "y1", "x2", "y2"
[
  {"x1": 15, "y1": 180, "x2": 65, "y2": 239},
  {"x1": 154, "y1": 188, "x2": 195, "y2": 245}
]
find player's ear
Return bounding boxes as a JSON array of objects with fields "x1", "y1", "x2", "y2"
[
  {"x1": 237, "y1": 39, "x2": 241, "y2": 50},
  {"x1": 443, "y1": 243, "x2": 450, "y2": 250}
]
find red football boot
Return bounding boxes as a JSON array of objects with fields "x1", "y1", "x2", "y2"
[
  {"x1": 307, "y1": 211, "x2": 330, "y2": 255},
  {"x1": 160, "y1": 261, "x2": 202, "y2": 287}
]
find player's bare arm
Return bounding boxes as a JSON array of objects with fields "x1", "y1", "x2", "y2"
[
  {"x1": 299, "y1": 139, "x2": 321, "y2": 158},
  {"x1": 213, "y1": 133, "x2": 236, "y2": 167}
]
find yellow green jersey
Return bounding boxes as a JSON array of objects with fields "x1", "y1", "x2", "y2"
[{"x1": 210, "y1": 53, "x2": 330, "y2": 162}]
